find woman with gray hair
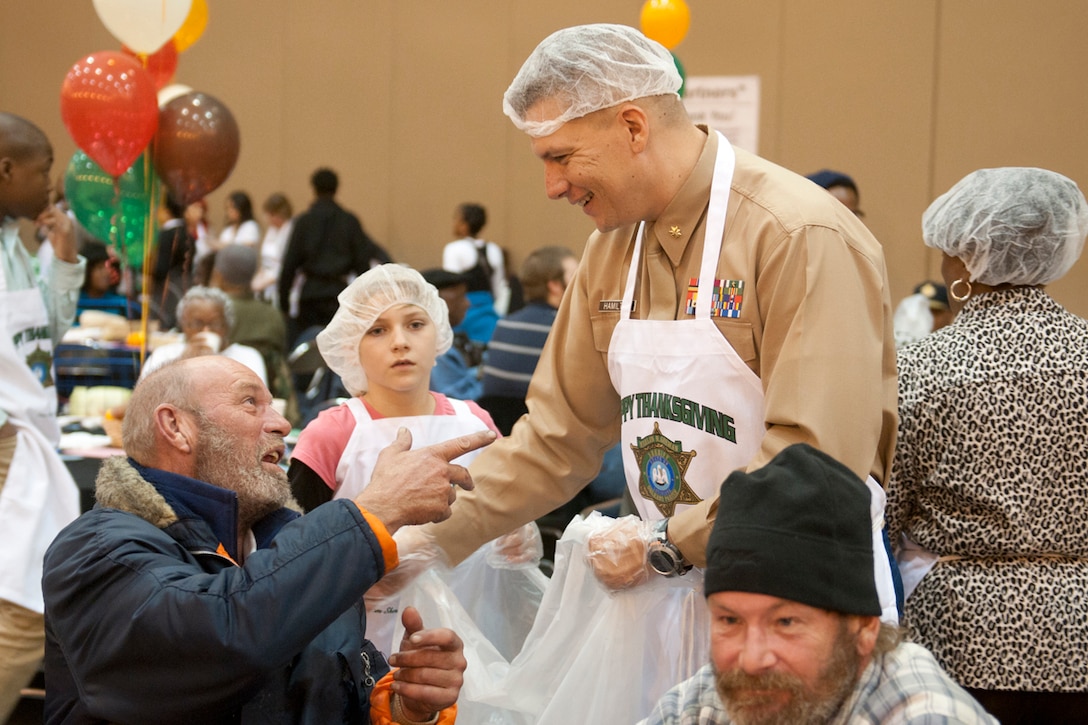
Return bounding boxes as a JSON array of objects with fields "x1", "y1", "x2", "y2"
[
  {"x1": 140, "y1": 285, "x2": 267, "y2": 384},
  {"x1": 886, "y1": 167, "x2": 1088, "y2": 722}
]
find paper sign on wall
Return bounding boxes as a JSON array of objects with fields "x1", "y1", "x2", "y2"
[{"x1": 682, "y1": 76, "x2": 761, "y2": 154}]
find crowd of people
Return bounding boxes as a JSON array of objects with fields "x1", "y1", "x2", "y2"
[{"x1": 2, "y1": 19, "x2": 1087, "y2": 725}]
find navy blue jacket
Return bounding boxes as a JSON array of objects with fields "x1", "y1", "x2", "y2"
[{"x1": 43, "y1": 457, "x2": 392, "y2": 724}]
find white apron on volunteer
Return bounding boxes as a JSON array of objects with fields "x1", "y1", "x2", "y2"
[
  {"x1": 332, "y1": 396, "x2": 544, "y2": 660},
  {"x1": 609, "y1": 132, "x2": 898, "y2": 624},
  {"x1": 0, "y1": 229, "x2": 81, "y2": 614}
]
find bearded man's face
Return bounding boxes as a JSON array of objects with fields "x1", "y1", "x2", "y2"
[
  {"x1": 708, "y1": 592, "x2": 871, "y2": 725},
  {"x1": 191, "y1": 391, "x2": 290, "y2": 529}
]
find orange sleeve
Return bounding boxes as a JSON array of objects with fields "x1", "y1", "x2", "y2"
[
  {"x1": 354, "y1": 504, "x2": 399, "y2": 574},
  {"x1": 369, "y1": 671, "x2": 458, "y2": 725}
]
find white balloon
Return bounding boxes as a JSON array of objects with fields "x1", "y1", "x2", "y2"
[
  {"x1": 157, "y1": 83, "x2": 193, "y2": 108},
  {"x1": 92, "y1": 0, "x2": 193, "y2": 54}
]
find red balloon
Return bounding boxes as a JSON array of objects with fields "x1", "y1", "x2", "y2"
[
  {"x1": 123, "y1": 40, "x2": 179, "y2": 91},
  {"x1": 60, "y1": 51, "x2": 159, "y2": 179},
  {"x1": 153, "y1": 91, "x2": 240, "y2": 205}
]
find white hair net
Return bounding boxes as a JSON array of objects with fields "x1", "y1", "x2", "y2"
[
  {"x1": 893, "y1": 294, "x2": 935, "y2": 349},
  {"x1": 922, "y1": 167, "x2": 1088, "y2": 286},
  {"x1": 502, "y1": 23, "x2": 682, "y2": 138},
  {"x1": 316, "y1": 264, "x2": 453, "y2": 396}
]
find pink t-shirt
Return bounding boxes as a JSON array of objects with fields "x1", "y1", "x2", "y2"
[{"x1": 290, "y1": 392, "x2": 500, "y2": 490}]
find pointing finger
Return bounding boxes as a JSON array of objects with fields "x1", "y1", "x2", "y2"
[{"x1": 424, "y1": 430, "x2": 495, "y2": 464}]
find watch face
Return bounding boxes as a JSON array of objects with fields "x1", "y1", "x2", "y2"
[{"x1": 648, "y1": 545, "x2": 679, "y2": 576}]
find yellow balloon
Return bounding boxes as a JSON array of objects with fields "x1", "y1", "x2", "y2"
[
  {"x1": 174, "y1": 0, "x2": 208, "y2": 53},
  {"x1": 640, "y1": 0, "x2": 691, "y2": 50}
]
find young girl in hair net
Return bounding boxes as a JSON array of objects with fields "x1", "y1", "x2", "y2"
[{"x1": 287, "y1": 264, "x2": 544, "y2": 664}]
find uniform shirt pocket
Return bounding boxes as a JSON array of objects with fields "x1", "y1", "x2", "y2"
[
  {"x1": 712, "y1": 318, "x2": 757, "y2": 363},
  {"x1": 589, "y1": 311, "x2": 621, "y2": 353}
]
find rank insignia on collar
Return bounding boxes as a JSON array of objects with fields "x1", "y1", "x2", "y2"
[{"x1": 631, "y1": 422, "x2": 702, "y2": 517}]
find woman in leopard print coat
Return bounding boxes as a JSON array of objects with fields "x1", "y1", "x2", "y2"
[{"x1": 887, "y1": 167, "x2": 1088, "y2": 724}]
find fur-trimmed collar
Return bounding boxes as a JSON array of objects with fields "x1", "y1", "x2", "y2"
[
  {"x1": 94, "y1": 456, "x2": 303, "y2": 530},
  {"x1": 95, "y1": 456, "x2": 180, "y2": 529}
]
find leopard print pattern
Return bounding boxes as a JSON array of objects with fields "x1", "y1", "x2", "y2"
[{"x1": 887, "y1": 287, "x2": 1088, "y2": 691}]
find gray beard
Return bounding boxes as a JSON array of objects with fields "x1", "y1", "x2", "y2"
[
  {"x1": 193, "y1": 419, "x2": 290, "y2": 530},
  {"x1": 715, "y1": 621, "x2": 861, "y2": 725}
]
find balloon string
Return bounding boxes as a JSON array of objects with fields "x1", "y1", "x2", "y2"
[
  {"x1": 109, "y1": 179, "x2": 122, "y2": 299},
  {"x1": 137, "y1": 49, "x2": 155, "y2": 367},
  {"x1": 109, "y1": 177, "x2": 128, "y2": 277},
  {"x1": 140, "y1": 147, "x2": 157, "y2": 367}
]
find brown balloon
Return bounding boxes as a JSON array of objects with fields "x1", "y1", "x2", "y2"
[{"x1": 153, "y1": 91, "x2": 240, "y2": 205}]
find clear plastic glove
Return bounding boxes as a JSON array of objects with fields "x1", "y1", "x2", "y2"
[
  {"x1": 584, "y1": 516, "x2": 654, "y2": 590},
  {"x1": 366, "y1": 526, "x2": 448, "y2": 603},
  {"x1": 485, "y1": 521, "x2": 544, "y2": 570}
]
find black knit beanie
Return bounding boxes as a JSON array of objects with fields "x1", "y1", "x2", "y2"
[{"x1": 704, "y1": 443, "x2": 881, "y2": 616}]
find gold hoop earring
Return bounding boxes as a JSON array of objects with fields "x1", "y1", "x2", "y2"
[{"x1": 950, "y1": 278, "x2": 972, "y2": 301}]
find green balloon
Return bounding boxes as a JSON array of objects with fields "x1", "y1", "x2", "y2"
[
  {"x1": 672, "y1": 53, "x2": 686, "y2": 97},
  {"x1": 64, "y1": 151, "x2": 158, "y2": 269}
]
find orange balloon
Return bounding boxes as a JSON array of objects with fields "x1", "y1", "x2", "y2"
[
  {"x1": 173, "y1": 0, "x2": 208, "y2": 53},
  {"x1": 640, "y1": 0, "x2": 691, "y2": 50}
]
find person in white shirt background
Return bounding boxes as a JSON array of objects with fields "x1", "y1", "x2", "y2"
[
  {"x1": 215, "y1": 190, "x2": 260, "y2": 251},
  {"x1": 253, "y1": 192, "x2": 294, "y2": 305},
  {"x1": 441, "y1": 202, "x2": 509, "y2": 343}
]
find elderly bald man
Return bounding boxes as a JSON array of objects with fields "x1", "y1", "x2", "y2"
[{"x1": 43, "y1": 355, "x2": 494, "y2": 724}]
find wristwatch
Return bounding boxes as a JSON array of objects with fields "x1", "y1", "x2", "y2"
[{"x1": 647, "y1": 519, "x2": 692, "y2": 577}]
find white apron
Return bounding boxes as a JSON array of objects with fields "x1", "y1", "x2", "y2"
[
  {"x1": 332, "y1": 396, "x2": 488, "y2": 501},
  {"x1": 332, "y1": 397, "x2": 545, "y2": 665},
  {"x1": 0, "y1": 243, "x2": 81, "y2": 613},
  {"x1": 607, "y1": 131, "x2": 899, "y2": 624},
  {"x1": 607, "y1": 133, "x2": 764, "y2": 521}
]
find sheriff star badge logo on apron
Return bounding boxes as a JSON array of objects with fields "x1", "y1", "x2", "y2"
[{"x1": 631, "y1": 422, "x2": 702, "y2": 517}]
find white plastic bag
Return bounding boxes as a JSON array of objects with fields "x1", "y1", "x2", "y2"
[
  {"x1": 488, "y1": 513, "x2": 710, "y2": 724},
  {"x1": 444, "y1": 546, "x2": 549, "y2": 661},
  {"x1": 367, "y1": 544, "x2": 547, "y2": 660},
  {"x1": 367, "y1": 514, "x2": 709, "y2": 723},
  {"x1": 393, "y1": 566, "x2": 535, "y2": 724},
  {"x1": 366, "y1": 545, "x2": 548, "y2": 724}
]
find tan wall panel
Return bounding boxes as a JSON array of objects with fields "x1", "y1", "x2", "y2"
[
  {"x1": 386, "y1": 1, "x2": 516, "y2": 267},
  {"x1": 0, "y1": 1, "x2": 118, "y2": 189},
  {"x1": 933, "y1": 0, "x2": 1088, "y2": 314},
  {"x1": 273, "y1": 0, "x2": 396, "y2": 234},
  {"x1": 777, "y1": 3, "x2": 939, "y2": 303}
]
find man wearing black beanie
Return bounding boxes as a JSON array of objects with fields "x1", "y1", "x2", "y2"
[{"x1": 641, "y1": 444, "x2": 996, "y2": 725}]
